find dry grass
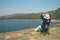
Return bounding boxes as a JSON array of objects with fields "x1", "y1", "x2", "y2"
[{"x1": 0, "y1": 24, "x2": 60, "y2": 40}]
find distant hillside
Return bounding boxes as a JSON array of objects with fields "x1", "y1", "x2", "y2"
[
  {"x1": 0, "y1": 13, "x2": 42, "y2": 20},
  {"x1": 0, "y1": 8, "x2": 60, "y2": 20},
  {"x1": 48, "y1": 8, "x2": 60, "y2": 19}
]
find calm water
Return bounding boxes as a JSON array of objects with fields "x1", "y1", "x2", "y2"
[{"x1": 0, "y1": 19, "x2": 60, "y2": 33}]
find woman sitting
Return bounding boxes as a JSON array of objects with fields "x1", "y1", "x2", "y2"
[{"x1": 41, "y1": 12, "x2": 51, "y2": 35}]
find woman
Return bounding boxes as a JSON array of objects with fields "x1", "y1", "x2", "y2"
[{"x1": 41, "y1": 12, "x2": 51, "y2": 35}]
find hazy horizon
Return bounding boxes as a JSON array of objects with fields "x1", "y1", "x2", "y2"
[{"x1": 0, "y1": 0, "x2": 60, "y2": 16}]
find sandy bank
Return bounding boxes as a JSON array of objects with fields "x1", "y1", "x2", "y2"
[{"x1": 51, "y1": 20, "x2": 60, "y2": 22}]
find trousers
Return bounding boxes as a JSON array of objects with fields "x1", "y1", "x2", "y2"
[{"x1": 41, "y1": 19, "x2": 50, "y2": 32}]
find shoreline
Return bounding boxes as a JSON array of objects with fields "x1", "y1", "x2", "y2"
[
  {"x1": 0, "y1": 24, "x2": 60, "y2": 40},
  {"x1": 51, "y1": 20, "x2": 60, "y2": 22},
  {"x1": 0, "y1": 19, "x2": 60, "y2": 21}
]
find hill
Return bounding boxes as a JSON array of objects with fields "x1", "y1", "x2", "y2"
[
  {"x1": 0, "y1": 8, "x2": 60, "y2": 20},
  {"x1": 0, "y1": 24, "x2": 60, "y2": 40},
  {"x1": 48, "y1": 8, "x2": 60, "y2": 19}
]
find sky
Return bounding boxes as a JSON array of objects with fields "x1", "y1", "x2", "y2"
[{"x1": 0, "y1": 0, "x2": 60, "y2": 16}]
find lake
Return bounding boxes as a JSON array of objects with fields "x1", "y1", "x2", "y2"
[{"x1": 0, "y1": 19, "x2": 60, "y2": 33}]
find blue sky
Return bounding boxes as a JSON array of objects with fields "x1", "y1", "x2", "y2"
[{"x1": 0, "y1": 0, "x2": 60, "y2": 16}]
